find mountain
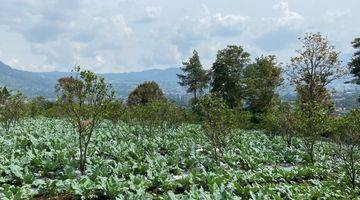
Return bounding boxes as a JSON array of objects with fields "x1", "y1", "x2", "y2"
[
  {"x1": 0, "y1": 61, "x2": 185, "y2": 99},
  {"x1": 0, "y1": 61, "x2": 58, "y2": 98}
]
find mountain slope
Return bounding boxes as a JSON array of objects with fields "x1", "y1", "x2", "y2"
[{"x1": 0, "y1": 61, "x2": 184, "y2": 99}]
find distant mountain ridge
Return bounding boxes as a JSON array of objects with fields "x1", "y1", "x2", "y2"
[
  {"x1": 0, "y1": 60, "x2": 358, "y2": 101},
  {"x1": 0, "y1": 61, "x2": 184, "y2": 99}
]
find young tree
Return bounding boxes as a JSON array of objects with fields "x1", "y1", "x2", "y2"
[
  {"x1": 244, "y1": 56, "x2": 283, "y2": 119},
  {"x1": 288, "y1": 33, "x2": 345, "y2": 109},
  {"x1": 293, "y1": 103, "x2": 328, "y2": 164},
  {"x1": 177, "y1": 50, "x2": 209, "y2": 100},
  {"x1": 56, "y1": 66, "x2": 115, "y2": 175},
  {"x1": 105, "y1": 99, "x2": 127, "y2": 125},
  {"x1": 193, "y1": 94, "x2": 235, "y2": 164},
  {"x1": 332, "y1": 109, "x2": 360, "y2": 189},
  {"x1": 262, "y1": 101, "x2": 295, "y2": 147},
  {"x1": 348, "y1": 37, "x2": 360, "y2": 101},
  {"x1": 0, "y1": 92, "x2": 26, "y2": 132},
  {"x1": 127, "y1": 81, "x2": 165, "y2": 106},
  {"x1": 211, "y1": 45, "x2": 251, "y2": 108},
  {"x1": 27, "y1": 96, "x2": 47, "y2": 118}
]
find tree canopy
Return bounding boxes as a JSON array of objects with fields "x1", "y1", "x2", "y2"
[
  {"x1": 211, "y1": 45, "x2": 251, "y2": 108},
  {"x1": 127, "y1": 81, "x2": 165, "y2": 106},
  {"x1": 177, "y1": 50, "x2": 209, "y2": 100}
]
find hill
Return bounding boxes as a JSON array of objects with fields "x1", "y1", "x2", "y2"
[{"x1": 0, "y1": 61, "x2": 185, "y2": 99}]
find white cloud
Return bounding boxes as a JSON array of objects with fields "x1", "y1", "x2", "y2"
[
  {"x1": 323, "y1": 10, "x2": 351, "y2": 23},
  {"x1": 0, "y1": 0, "x2": 359, "y2": 73},
  {"x1": 145, "y1": 6, "x2": 162, "y2": 19},
  {"x1": 273, "y1": 1, "x2": 304, "y2": 26}
]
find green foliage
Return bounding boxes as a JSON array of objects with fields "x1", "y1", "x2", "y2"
[
  {"x1": 177, "y1": 50, "x2": 209, "y2": 99},
  {"x1": 127, "y1": 81, "x2": 165, "y2": 106},
  {"x1": 0, "y1": 87, "x2": 11, "y2": 104},
  {"x1": 289, "y1": 33, "x2": 344, "y2": 109},
  {"x1": 193, "y1": 94, "x2": 236, "y2": 163},
  {"x1": 126, "y1": 100, "x2": 192, "y2": 129},
  {"x1": 105, "y1": 100, "x2": 127, "y2": 124},
  {"x1": 332, "y1": 109, "x2": 360, "y2": 189},
  {"x1": 211, "y1": 45, "x2": 251, "y2": 108},
  {"x1": 292, "y1": 103, "x2": 329, "y2": 164},
  {"x1": 0, "y1": 91, "x2": 26, "y2": 132},
  {"x1": 262, "y1": 101, "x2": 296, "y2": 146},
  {"x1": 244, "y1": 56, "x2": 283, "y2": 122},
  {"x1": 1, "y1": 118, "x2": 359, "y2": 199},
  {"x1": 348, "y1": 37, "x2": 360, "y2": 101},
  {"x1": 27, "y1": 96, "x2": 47, "y2": 118},
  {"x1": 56, "y1": 66, "x2": 115, "y2": 175}
]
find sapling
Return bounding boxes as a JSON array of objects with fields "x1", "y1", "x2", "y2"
[{"x1": 56, "y1": 66, "x2": 115, "y2": 175}]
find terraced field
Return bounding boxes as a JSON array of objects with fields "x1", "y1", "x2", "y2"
[{"x1": 0, "y1": 119, "x2": 358, "y2": 199}]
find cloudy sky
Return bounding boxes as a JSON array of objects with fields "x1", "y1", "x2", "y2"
[{"x1": 0, "y1": 0, "x2": 359, "y2": 73}]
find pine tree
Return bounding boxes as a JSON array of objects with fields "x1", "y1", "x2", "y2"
[
  {"x1": 0, "y1": 87, "x2": 11, "y2": 104},
  {"x1": 349, "y1": 37, "x2": 360, "y2": 101},
  {"x1": 177, "y1": 50, "x2": 209, "y2": 100}
]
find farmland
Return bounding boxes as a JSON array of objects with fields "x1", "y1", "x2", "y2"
[{"x1": 0, "y1": 118, "x2": 357, "y2": 199}]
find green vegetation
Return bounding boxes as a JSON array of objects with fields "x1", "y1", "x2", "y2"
[
  {"x1": 349, "y1": 37, "x2": 360, "y2": 101},
  {"x1": 56, "y1": 67, "x2": 115, "y2": 175},
  {"x1": 127, "y1": 81, "x2": 165, "y2": 106},
  {"x1": 177, "y1": 50, "x2": 209, "y2": 100},
  {"x1": 1, "y1": 33, "x2": 360, "y2": 199},
  {"x1": 1, "y1": 119, "x2": 360, "y2": 199}
]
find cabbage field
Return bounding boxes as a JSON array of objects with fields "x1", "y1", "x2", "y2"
[{"x1": 0, "y1": 118, "x2": 358, "y2": 199}]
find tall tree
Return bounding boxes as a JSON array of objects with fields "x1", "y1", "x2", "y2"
[
  {"x1": 56, "y1": 66, "x2": 115, "y2": 175},
  {"x1": 288, "y1": 33, "x2": 345, "y2": 109},
  {"x1": 177, "y1": 50, "x2": 209, "y2": 100},
  {"x1": 127, "y1": 81, "x2": 165, "y2": 106},
  {"x1": 211, "y1": 45, "x2": 251, "y2": 108},
  {"x1": 348, "y1": 37, "x2": 360, "y2": 101},
  {"x1": 244, "y1": 55, "x2": 283, "y2": 115}
]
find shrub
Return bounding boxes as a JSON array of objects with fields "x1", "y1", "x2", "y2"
[
  {"x1": 192, "y1": 94, "x2": 236, "y2": 163},
  {"x1": 56, "y1": 66, "x2": 115, "y2": 175},
  {"x1": 127, "y1": 81, "x2": 165, "y2": 106},
  {"x1": 332, "y1": 109, "x2": 360, "y2": 189}
]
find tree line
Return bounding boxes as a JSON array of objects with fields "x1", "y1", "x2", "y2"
[{"x1": 0, "y1": 32, "x2": 360, "y2": 188}]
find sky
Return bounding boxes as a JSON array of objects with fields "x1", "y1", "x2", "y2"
[{"x1": 0, "y1": 0, "x2": 359, "y2": 73}]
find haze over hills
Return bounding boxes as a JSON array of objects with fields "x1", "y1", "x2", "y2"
[
  {"x1": 0, "y1": 60, "x2": 358, "y2": 104},
  {"x1": 0, "y1": 61, "x2": 185, "y2": 99}
]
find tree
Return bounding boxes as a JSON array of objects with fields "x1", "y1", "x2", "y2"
[
  {"x1": 288, "y1": 33, "x2": 345, "y2": 109},
  {"x1": 105, "y1": 99, "x2": 127, "y2": 125},
  {"x1": 262, "y1": 101, "x2": 296, "y2": 147},
  {"x1": 244, "y1": 56, "x2": 283, "y2": 119},
  {"x1": 348, "y1": 37, "x2": 360, "y2": 102},
  {"x1": 332, "y1": 109, "x2": 360, "y2": 189},
  {"x1": 56, "y1": 66, "x2": 115, "y2": 175},
  {"x1": 211, "y1": 45, "x2": 251, "y2": 108},
  {"x1": 0, "y1": 87, "x2": 11, "y2": 104},
  {"x1": 177, "y1": 50, "x2": 209, "y2": 100},
  {"x1": 193, "y1": 94, "x2": 236, "y2": 163},
  {"x1": 292, "y1": 103, "x2": 328, "y2": 164},
  {"x1": 127, "y1": 81, "x2": 165, "y2": 106},
  {"x1": 129, "y1": 100, "x2": 191, "y2": 130},
  {"x1": 27, "y1": 96, "x2": 47, "y2": 118},
  {"x1": 0, "y1": 92, "x2": 26, "y2": 132}
]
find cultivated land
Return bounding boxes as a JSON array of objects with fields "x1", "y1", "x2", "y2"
[{"x1": 0, "y1": 118, "x2": 358, "y2": 199}]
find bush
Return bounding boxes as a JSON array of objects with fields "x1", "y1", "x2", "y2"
[
  {"x1": 127, "y1": 81, "x2": 165, "y2": 106},
  {"x1": 192, "y1": 94, "x2": 236, "y2": 163},
  {"x1": 332, "y1": 109, "x2": 360, "y2": 189},
  {"x1": 126, "y1": 100, "x2": 192, "y2": 129}
]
